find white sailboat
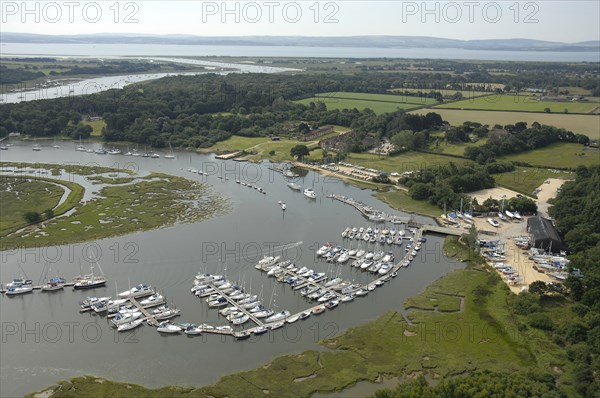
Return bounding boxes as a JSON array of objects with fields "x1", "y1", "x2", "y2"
[
  {"x1": 164, "y1": 142, "x2": 175, "y2": 159},
  {"x1": 76, "y1": 136, "x2": 86, "y2": 151}
]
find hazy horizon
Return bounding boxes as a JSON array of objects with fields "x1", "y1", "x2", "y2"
[
  {"x1": 1, "y1": 1, "x2": 598, "y2": 43},
  {"x1": 3, "y1": 31, "x2": 599, "y2": 45}
]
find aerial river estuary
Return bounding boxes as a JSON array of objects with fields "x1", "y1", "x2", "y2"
[{"x1": 0, "y1": 142, "x2": 464, "y2": 397}]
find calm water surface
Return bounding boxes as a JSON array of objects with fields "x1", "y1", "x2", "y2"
[
  {"x1": 0, "y1": 141, "x2": 464, "y2": 397},
  {"x1": 3, "y1": 42, "x2": 598, "y2": 62}
]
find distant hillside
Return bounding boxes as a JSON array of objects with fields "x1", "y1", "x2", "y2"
[{"x1": 2, "y1": 33, "x2": 599, "y2": 52}]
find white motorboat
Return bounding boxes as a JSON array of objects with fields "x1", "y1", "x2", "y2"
[
  {"x1": 312, "y1": 305, "x2": 326, "y2": 315},
  {"x1": 117, "y1": 318, "x2": 144, "y2": 332},
  {"x1": 140, "y1": 293, "x2": 164, "y2": 306},
  {"x1": 287, "y1": 182, "x2": 302, "y2": 190},
  {"x1": 118, "y1": 284, "x2": 154, "y2": 298},
  {"x1": 41, "y1": 277, "x2": 66, "y2": 291},
  {"x1": 318, "y1": 292, "x2": 336, "y2": 302},
  {"x1": 325, "y1": 299, "x2": 339, "y2": 309},
  {"x1": 337, "y1": 252, "x2": 350, "y2": 264},
  {"x1": 254, "y1": 309, "x2": 274, "y2": 319},
  {"x1": 5, "y1": 285, "x2": 33, "y2": 295},
  {"x1": 253, "y1": 326, "x2": 269, "y2": 335},
  {"x1": 286, "y1": 315, "x2": 300, "y2": 324},
  {"x1": 317, "y1": 243, "x2": 332, "y2": 256},
  {"x1": 378, "y1": 264, "x2": 392, "y2": 275},
  {"x1": 112, "y1": 311, "x2": 142, "y2": 326},
  {"x1": 382, "y1": 252, "x2": 395, "y2": 263},
  {"x1": 269, "y1": 321, "x2": 285, "y2": 330},
  {"x1": 355, "y1": 289, "x2": 368, "y2": 297},
  {"x1": 184, "y1": 325, "x2": 203, "y2": 335},
  {"x1": 266, "y1": 310, "x2": 291, "y2": 323},
  {"x1": 303, "y1": 188, "x2": 316, "y2": 199},
  {"x1": 487, "y1": 218, "x2": 500, "y2": 228},
  {"x1": 155, "y1": 308, "x2": 181, "y2": 320},
  {"x1": 341, "y1": 284, "x2": 362, "y2": 294},
  {"x1": 157, "y1": 322, "x2": 181, "y2": 333},
  {"x1": 232, "y1": 315, "x2": 250, "y2": 325},
  {"x1": 324, "y1": 278, "x2": 342, "y2": 288},
  {"x1": 106, "y1": 298, "x2": 129, "y2": 311},
  {"x1": 356, "y1": 249, "x2": 366, "y2": 258}
]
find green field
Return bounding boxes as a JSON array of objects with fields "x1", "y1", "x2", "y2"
[
  {"x1": 297, "y1": 97, "x2": 418, "y2": 114},
  {"x1": 494, "y1": 167, "x2": 574, "y2": 195},
  {"x1": 375, "y1": 190, "x2": 441, "y2": 218},
  {"x1": 410, "y1": 109, "x2": 600, "y2": 140},
  {"x1": 296, "y1": 91, "x2": 437, "y2": 114},
  {"x1": 559, "y1": 86, "x2": 592, "y2": 95},
  {"x1": 82, "y1": 119, "x2": 106, "y2": 137},
  {"x1": 436, "y1": 94, "x2": 599, "y2": 114},
  {"x1": 202, "y1": 129, "x2": 345, "y2": 163},
  {"x1": 428, "y1": 138, "x2": 487, "y2": 156},
  {"x1": 389, "y1": 88, "x2": 492, "y2": 98},
  {"x1": 311, "y1": 91, "x2": 438, "y2": 105},
  {"x1": 499, "y1": 142, "x2": 600, "y2": 169},
  {"x1": 0, "y1": 178, "x2": 64, "y2": 235},
  {"x1": 346, "y1": 151, "x2": 471, "y2": 174}
]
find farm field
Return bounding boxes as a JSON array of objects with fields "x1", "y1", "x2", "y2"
[
  {"x1": 375, "y1": 189, "x2": 441, "y2": 218},
  {"x1": 428, "y1": 139, "x2": 487, "y2": 156},
  {"x1": 493, "y1": 167, "x2": 574, "y2": 196},
  {"x1": 310, "y1": 91, "x2": 439, "y2": 105},
  {"x1": 201, "y1": 129, "x2": 344, "y2": 162},
  {"x1": 296, "y1": 91, "x2": 437, "y2": 114},
  {"x1": 345, "y1": 151, "x2": 471, "y2": 173},
  {"x1": 435, "y1": 94, "x2": 599, "y2": 113},
  {"x1": 499, "y1": 142, "x2": 600, "y2": 169},
  {"x1": 410, "y1": 109, "x2": 600, "y2": 140},
  {"x1": 297, "y1": 97, "x2": 417, "y2": 114},
  {"x1": 389, "y1": 87, "x2": 493, "y2": 98}
]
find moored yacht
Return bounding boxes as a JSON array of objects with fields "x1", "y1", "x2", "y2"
[
  {"x1": 303, "y1": 188, "x2": 316, "y2": 199},
  {"x1": 118, "y1": 284, "x2": 154, "y2": 298}
]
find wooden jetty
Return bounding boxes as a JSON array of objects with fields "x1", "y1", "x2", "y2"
[
  {"x1": 275, "y1": 269, "x2": 344, "y2": 300},
  {"x1": 208, "y1": 283, "x2": 263, "y2": 326},
  {"x1": 329, "y1": 194, "x2": 468, "y2": 238},
  {"x1": 421, "y1": 224, "x2": 465, "y2": 237},
  {"x1": 129, "y1": 296, "x2": 159, "y2": 326}
]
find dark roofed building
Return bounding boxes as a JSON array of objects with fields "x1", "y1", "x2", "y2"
[{"x1": 527, "y1": 216, "x2": 567, "y2": 253}]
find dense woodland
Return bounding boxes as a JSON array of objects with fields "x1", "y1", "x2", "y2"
[
  {"x1": 0, "y1": 73, "x2": 449, "y2": 147},
  {"x1": 373, "y1": 371, "x2": 565, "y2": 398}
]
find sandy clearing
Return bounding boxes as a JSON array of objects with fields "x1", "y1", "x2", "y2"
[
  {"x1": 469, "y1": 186, "x2": 521, "y2": 204},
  {"x1": 535, "y1": 178, "x2": 569, "y2": 217}
]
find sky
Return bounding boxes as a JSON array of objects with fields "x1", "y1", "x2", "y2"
[{"x1": 1, "y1": 1, "x2": 599, "y2": 42}]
